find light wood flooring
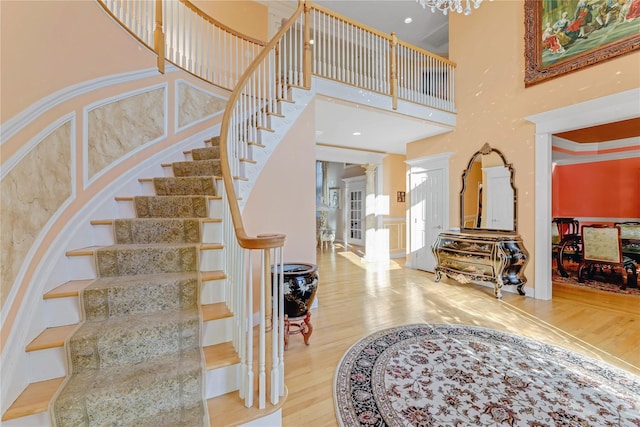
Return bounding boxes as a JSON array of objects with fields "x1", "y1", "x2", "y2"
[{"x1": 281, "y1": 245, "x2": 640, "y2": 426}]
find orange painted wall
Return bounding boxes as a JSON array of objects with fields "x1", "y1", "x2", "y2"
[{"x1": 552, "y1": 158, "x2": 640, "y2": 218}]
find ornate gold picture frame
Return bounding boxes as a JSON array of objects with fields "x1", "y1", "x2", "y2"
[{"x1": 524, "y1": 0, "x2": 640, "y2": 87}]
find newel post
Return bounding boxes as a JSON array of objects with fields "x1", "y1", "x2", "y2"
[
  {"x1": 303, "y1": 0, "x2": 312, "y2": 88},
  {"x1": 154, "y1": 0, "x2": 165, "y2": 74},
  {"x1": 389, "y1": 32, "x2": 398, "y2": 110}
]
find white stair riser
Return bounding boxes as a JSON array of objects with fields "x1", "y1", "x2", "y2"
[
  {"x1": 208, "y1": 199, "x2": 222, "y2": 219},
  {"x1": 200, "y1": 249, "x2": 223, "y2": 271},
  {"x1": 162, "y1": 164, "x2": 174, "y2": 177},
  {"x1": 27, "y1": 347, "x2": 67, "y2": 384},
  {"x1": 202, "y1": 317, "x2": 234, "y2": 347},
  {"x1": 65, "y1": 256, "x2": 97, "y2": 280},
  {"x1": 90, "y1": 224, "x2": 115, "y2": 247},
  {"x1": 201, "y1": 279, "x2": 226, "y2": 305},
  {"x1": 202, "y1": 222, "x2": 222, "y2": 244},
  {"x1": 45, "y1": 297, "x2": 81, "y2": 327},
  {"x1": 139, "y1": 180, "x2": 156, "y2": 195},
  {"x1": 205, "y1": 363, "x2": 240, "y2": 399},
  {"x1": 116, "y1": 199, "x2": 136, "y2": 218}
]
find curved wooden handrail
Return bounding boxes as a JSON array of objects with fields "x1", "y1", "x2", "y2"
[{"x1": 218, "y1": 2, "x2": 307, "y2": 250}]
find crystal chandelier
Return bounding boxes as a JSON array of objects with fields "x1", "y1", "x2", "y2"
[{"x1": 416, "y1": 0, "x2": 483, "y2": 15}]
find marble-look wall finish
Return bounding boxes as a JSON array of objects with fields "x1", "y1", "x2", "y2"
[
  {"x1": 1, "y1": 123, "x2": 73, "y2": 308},
  {"x1": 177, "y1": 81, "x2": 227, "y2": 129},
  {"x1": 88, "y1": 88, "x2": 165, "y2": 179}
]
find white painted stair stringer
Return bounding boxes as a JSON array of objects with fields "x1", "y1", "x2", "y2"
[
  {"x1": 0, "y1": 126, "x2": 221, "y2": 417},
  {"x1": 237, "y1": 86, "x2": 314, "y2": 212}
]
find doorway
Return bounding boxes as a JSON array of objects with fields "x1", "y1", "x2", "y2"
[
  {"x1": 528, "y1": 89, "x2": 640, "y2": 300},
  {"x1": 344, "y1": 176, "x2": 366, "y2": 247},
  {"x1": 407, "y1": 153, "x2": 451, "y2": 272}
]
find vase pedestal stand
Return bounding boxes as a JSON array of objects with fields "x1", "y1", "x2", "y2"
[{"x1": 284, "y1": 312, "x2": 312, "y2": 350}]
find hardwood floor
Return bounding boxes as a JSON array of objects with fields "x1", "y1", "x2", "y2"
[{"x1": 281, "y1": 245, "x2": 640, "y2": 426}]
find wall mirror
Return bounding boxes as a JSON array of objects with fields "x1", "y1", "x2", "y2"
[{"x1": 460, "y1": 143, "x2": 517, "y2": 232}]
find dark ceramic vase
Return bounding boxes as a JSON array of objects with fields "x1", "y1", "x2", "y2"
[{"x1": 272, "y1": 263, "x2": 318, "y2": 318}]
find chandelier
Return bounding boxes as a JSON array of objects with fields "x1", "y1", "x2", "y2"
[{"x1": 416, "y1": 0, "x2": 484, "y2": 15}]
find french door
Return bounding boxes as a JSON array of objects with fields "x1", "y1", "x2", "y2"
[{"x1": 348, "y1": 187, "x2": 365, "y2": 246}]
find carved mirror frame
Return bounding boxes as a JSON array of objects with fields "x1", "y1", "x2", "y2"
[{"x1": 460, "y1": 143, "x2": 518, "y2": 233}]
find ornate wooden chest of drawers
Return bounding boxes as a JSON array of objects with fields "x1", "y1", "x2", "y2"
[{"x1": 431, "y1": 231, "x2": 529, "y2": 299}]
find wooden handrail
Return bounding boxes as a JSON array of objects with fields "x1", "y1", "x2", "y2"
[
  {"x1": 396, "y1": 40, "x2": 456, "y2": 66},
  {"x1": 218, "y1": 2, "x2": 307, "y2": 250}
]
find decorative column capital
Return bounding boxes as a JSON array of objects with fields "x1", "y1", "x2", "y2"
[{"x1": 361, "y1": 163, "x2": 378, "y2": 177}]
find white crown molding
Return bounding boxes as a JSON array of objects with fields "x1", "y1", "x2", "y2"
[
  {"x1": 316, "y1": 143, "x2": 387, "y2": 165},
  {"x1": 553, "y1": 135, "x2": 640, "y2": 152},
  {"x1": 405, "y1": 151, "x2": 453, "y2": 167},
  {"x1": 0, "y1": 67, "x2": 177, "y2": 146},
  {"x1": 526, "y1": 88, "x2": 640, "y2": 133},
  {"x1": 553, "y1": 149, "x2": 640, "y2": 166}
]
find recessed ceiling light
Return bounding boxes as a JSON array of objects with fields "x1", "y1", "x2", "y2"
[
  {"x1": 404, "y1": 17, "x2": 413, "y2": 24},
  {"x1": 309, "y1": 39, "x2": 314, "y2": 45},
  {"x1": 352, "y1": 132, "x2": 361, "y2": 136}
]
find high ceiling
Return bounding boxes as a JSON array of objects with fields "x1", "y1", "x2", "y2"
[
  {"x1": 314, "y1": 96, "x2": 451, "y2": 155},
  {"x1": 313, "y1": 0, "x2": 450, "y2": 54}
]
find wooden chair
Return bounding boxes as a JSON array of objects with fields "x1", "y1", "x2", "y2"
[
  {"x1": 578, "y1": 225, "x2": 638, "y2": 289},
  {"x1": 616, "y1": 222, "x2": 640, "y2": 264},
  {"x1": 552, "y1": 217, "x2": 580, "y2": 277}
]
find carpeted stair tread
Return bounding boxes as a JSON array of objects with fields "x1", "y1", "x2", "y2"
[
  {"x1": 53, "y1": 348, "x2": 205, "y2": 426},
  {"x1": 96, "y1": 244, "x2": 199, "y2": 276},
  {"x1": 172, "y1": 159, "x2": 222, "y2": 177},
  {"x1": 153, "y1": 176, "x2": 218, "y2": 196},
  {"x1": 68, "y1": 308, "x2": 201, "y2": 372},
  {"x1": 191, "y1": 146, "x2": 220, "y2": 161},
  {"x1": 83, "y1": 272, "x2": 199, "y2": 320},
  {"x1": 208, "y1": 136, "x2": 220, "y2": 145},
  {"x1": 114, "y1": 218, "x2": 202, "y2": 244},
  {"x1": 134, "y1": 195, "x2": 210, "y2": 218},
  {"x1": 133, "y1": 405, "x2": 208, "y2": 427}
]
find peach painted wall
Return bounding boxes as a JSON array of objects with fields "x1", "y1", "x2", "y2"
[
  {"x1": 242, "y1": 102, "x2": 317, "y2": 265},
  {"x1": 383, "y1": 154, "x2": 407, "y2": 218},
  {"x1": 0, "y1": 1, "x2": 156, "y2": 123},
  {"x1": 406, "y1": 0, "x2": 640, "y2": 287},
  {"x1": 552, "y1": 159, "x2": 640, "y2": 218},
  {"x1": 192, "y1": 1, "x2": 268, "y2": 42}
]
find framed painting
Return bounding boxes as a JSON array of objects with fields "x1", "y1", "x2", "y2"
[
  {"x1": 329, "y1": 187, "x2": 341, "y2": 209},
  {"x1": 524, "y1": 0, "x2": 640, "y2": 87}
]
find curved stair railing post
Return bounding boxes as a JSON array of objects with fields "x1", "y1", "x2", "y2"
[{"x1": 154, "y1": 0, "x2": 164, "y2": 74}]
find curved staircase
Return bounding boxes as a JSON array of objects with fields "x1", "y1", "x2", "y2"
[{"x1": 2, "y1": 136, "x2": 289, "y2": 426}]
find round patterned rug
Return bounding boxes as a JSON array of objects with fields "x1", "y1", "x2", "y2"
[{"x1": 333, "y1": 324, "x2": 640, "y2": 426}]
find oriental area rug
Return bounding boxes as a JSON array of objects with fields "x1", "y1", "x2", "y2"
[{"x1": 334, "y1": 324, "x2": 640, "y2": 426}]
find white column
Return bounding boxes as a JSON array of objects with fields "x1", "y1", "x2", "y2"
[{"x1": 362, "y1": 164, "x2": 379, "y2": 262}]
